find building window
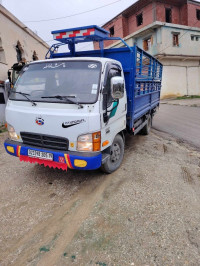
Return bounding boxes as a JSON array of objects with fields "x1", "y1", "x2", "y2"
[
  {"x1": 196, "y1": 9, "x2": 200, "y2": 20},
  {"x1": 173, "y1": 33, "x2": 179, "y2": 47},
  {"x1": 16, "y1": 41, "x2": 25, "y2": 62},
  {"x1": 16, "y1": 42, "x2": 22, "y2": 62},
  {"x1": 143, "y1": 37, "x2": 153, "y2": 51},
  {"x1": 136, "y1": 13, "x2": 143, "y2": 27},
  {"x1": 32, "y1": 51, "x2": 39, "y2": 61},
  {"x1": 0, "y1": 38, "x2": 6, "y2": 64},
  {"x1": 191, "y1": 35, "x2": 200, "y2": 41},
  {"x1": 109, "y1": 26, "x2": 114, "y2": 37},
  {"x1": 165, "y1": 8, "x2": 172, "y2": 23}
]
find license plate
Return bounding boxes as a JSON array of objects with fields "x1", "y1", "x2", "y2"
[{"x1": 28, "y1": 149, "x2": 53, "y2": 161}]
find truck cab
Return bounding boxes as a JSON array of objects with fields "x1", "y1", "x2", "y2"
[{"x1": 5, "y1": 57, "x2": 127, "y2": 173}]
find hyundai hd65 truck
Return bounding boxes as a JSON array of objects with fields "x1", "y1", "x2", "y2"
[{"x1": 4, "y1": 25, "x2": 162, "y2": 173}]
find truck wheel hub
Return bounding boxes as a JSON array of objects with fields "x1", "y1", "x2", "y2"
[{"x1": 110, "y1": 143, "x2": 120, "y2": 163}]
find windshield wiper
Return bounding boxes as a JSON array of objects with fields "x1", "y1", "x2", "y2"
[
  {"x1": 10, "y1": 90, "x2": 37, "y2": 106},
  {"x1": 41, "y1": 95, "x2": 83, "y2": 108}
]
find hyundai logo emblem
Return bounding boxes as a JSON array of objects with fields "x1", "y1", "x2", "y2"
[{"x1": 35, "y1": 117, "x2": 44, "y2": 125}]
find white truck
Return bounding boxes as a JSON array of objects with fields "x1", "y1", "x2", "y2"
[{"x1": 4, "y1": 25, "x2": 162, "y2": 173}]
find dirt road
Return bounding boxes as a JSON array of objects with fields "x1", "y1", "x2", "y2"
[{"x1": 0, "y1": 129, "x2": 200, "y2": 265}]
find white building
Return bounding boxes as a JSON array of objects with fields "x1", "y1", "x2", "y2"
[{"x1": 0, "y1": 4, "x2": 49, "y2": 124}]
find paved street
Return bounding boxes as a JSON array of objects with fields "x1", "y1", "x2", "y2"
[{"x1": 153, "y1": 104, "x2": 200, "y2": 150}]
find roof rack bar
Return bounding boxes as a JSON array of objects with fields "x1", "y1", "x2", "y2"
[{"x1": 45, "y1": 25, "x2": 132, "y2": 59}]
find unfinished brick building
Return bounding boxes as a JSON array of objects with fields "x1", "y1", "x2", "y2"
[{"x1": 95, "y1": 0, "x2": 200, "y2": 98}]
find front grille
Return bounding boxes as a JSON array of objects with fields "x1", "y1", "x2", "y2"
[{"x1": 21, "y1": 132, "x2": 69, "y2": 151}]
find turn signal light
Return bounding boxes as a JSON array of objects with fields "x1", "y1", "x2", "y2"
[{"x1": 92, "y1": 131, "x2": 101, "y2": 151}]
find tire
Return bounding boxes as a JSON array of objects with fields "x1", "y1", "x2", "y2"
[
  {"x1": 101, "y1": 134, "x2": 124, "y2": 174},
  {"x1": 140, "y1": 115, "x2": 152, "y2": 135}
]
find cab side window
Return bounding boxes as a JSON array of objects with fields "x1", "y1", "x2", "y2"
[
  {"x1": 103, "y1": 67, "x2": 121, "y2": 109},
  {"x1": 0, "y1": 93, "x2": 5, "y2": 104}
]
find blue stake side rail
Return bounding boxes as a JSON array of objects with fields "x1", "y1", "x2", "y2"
[{"x1": 46, "y1": 25, "x2": 162, "y2": 131}]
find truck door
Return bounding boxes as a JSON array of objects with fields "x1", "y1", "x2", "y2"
[{"x1": 101, "y1": 64, "x2": 126, "y2": 143}]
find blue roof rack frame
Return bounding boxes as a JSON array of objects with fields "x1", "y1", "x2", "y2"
[{"x1": 45, "y1": 25, "x2": 132, "y2": 59}]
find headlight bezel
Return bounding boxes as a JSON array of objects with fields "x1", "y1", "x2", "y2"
[
  {"x1": 7, "y1": 124, "x2": 19, "y2": 141},
  {"x1": 77, "y1": 131, "x2": 101, "y2": 152}
]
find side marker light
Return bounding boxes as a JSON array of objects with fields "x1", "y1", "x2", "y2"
[
  {"x1": 74, "y1": 160, "x2": 87, "y2": 168},
  {"x1": 102, "y1": 140, "x2": 109, "y2": 147},
  {"x1": 7, "y1": 146, "x2": 14, "y2": 154}
]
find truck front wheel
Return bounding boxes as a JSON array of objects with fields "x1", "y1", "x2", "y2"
[{"x1": 101, "y1": 134, "x2": 124, "y2": 174}]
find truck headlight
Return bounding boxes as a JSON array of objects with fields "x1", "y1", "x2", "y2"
[
  {"x1": 7, "y1": 124, "x2": 18, "y2": 141},
  {"x1": 77, "y1": 131, "x2": 101, "y2": 152}
]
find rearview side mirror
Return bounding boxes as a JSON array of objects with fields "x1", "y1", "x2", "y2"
[{"x1": 110, "y1": 76, "x2": 124, "y2": 99}]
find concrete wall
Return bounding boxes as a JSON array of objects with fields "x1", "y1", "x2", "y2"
[
  {"x1": 187, "y1": 66, "x2": 200, "y2": 95},
  {"x1": 161, "y1": 59, "x2": 200, "y2": 99},
  {"x1": 156, "y1": 25, "x2": 200, "y2": 57},
  {"x1": 161, "y1": 65, "x2": 187, "y2": 98},
  {"x1": 128, "y1": 24, "x2": 200, "y2": 58},
  {"x1": 0, "y1": 5, "x2": 49, "y2": 81}
]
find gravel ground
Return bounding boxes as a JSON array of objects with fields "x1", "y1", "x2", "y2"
[
  {"x1": 0, "y1": 130, "x2": 200, "y2": 265},
  {"x1": 58, "y1": 131, "x2": 200, "y2": 266},
  {"x1": 0, "y1": 132, "x2": 106, "y2": 265}
]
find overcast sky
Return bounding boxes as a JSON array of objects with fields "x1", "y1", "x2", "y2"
[
  {"x1": 1, "y1": 0, "x2": 137, "y2": 50},
  {"x1": 2, "y1": 0, "x2": 200, "y2": 51}
]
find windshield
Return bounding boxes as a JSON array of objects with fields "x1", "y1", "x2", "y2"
[{"x1": 10, "y1": 61, "x2": 101, "y2": 104}]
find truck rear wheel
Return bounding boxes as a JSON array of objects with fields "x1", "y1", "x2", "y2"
[
  {"x1": 101, "y1": 134, "x2": 124, "y2": 174},
  {"x1": 140, "y1": 115, "x2": 152, "y2": 135}
]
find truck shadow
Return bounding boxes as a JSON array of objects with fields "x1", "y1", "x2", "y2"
[
  {"x1": 27, "y1": 133, "x2": 150, "y2": 192},
  {"x1": 31, "y1": 163, "x2": 107, "y2": 191},
  {"x1": 125, "y1": 133, "x2": 149, "y2": 152}
]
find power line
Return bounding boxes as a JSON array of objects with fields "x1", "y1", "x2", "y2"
[
  {"x1": 99, "y1": 6, "x2": 200, "y2": 55},
  {"x1": 35, "y1": 3, "x2": 200, "y2": 54},
  {"x1": 23, "y1": 0, "x2": 121, "y2": 23},
  {"x1": 158, "y1": 20, "x2": 200, "y2": 54},
  {"x1": 98, "y1": 4, "x2": 157, "y2": 42}
]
